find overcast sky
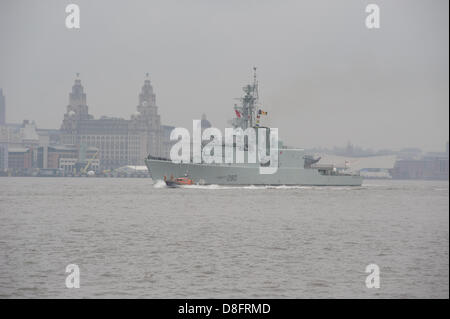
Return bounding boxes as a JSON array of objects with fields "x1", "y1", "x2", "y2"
[{"x1": 0, "y1": 0, "x2": 448, "y2": 152}]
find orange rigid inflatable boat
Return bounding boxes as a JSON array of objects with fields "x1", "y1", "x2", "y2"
[{"x1": 164, "y1": 176, "x2": 194, "y2": 187}]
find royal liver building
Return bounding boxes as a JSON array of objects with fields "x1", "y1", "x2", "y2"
[{"x1": 60, "y1": 75, "x2": 168, "y2": 169}]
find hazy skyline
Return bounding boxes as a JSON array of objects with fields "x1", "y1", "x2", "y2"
[{"x1": 0, "y1": 0, "x2": 448, "y2": 152}]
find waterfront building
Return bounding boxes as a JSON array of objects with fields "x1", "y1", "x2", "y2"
[
  {"x1": 0, "y1": 89, "x2": 5, "y2": 125},
  {"x1": 7, "y1": 147, "x2": 32, "y2": 172},
  {"x1": 0, "y1": 142, "x2": 7, "y2": 171},
  {"x1": 60, "y1": 74, "x2": 164, "y2": 169},
  {"x1": 36, "y1": 144, "x2": 99, "y2": 174},
  {"x1": 392, "y1": 157, "x2": 449, "y2": 180},
  {"x1": 0, "y1": 120, "x2": 42, "y2": 172}
]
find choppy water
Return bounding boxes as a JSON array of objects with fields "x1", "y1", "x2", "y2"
[{"x1": 0, "y1": 177, "x2": 448, "y2": 298}]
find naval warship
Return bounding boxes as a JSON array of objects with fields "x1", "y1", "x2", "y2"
[{"x1": 145, "y1": 69, "x2": 363, "y2": 186}]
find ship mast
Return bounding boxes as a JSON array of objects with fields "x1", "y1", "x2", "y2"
[
  {"x1": 233, "y1": 67, "x2": 259, "y2": 130},
  {"x1": 251, "y1": 66, "x2": 259, "y2": 127}
]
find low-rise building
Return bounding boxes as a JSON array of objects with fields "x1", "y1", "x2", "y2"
[
  {"x1": 391, "y1": 157, "x2": 449, "y2": 180},
  {"x1": 8, "y1": 147, "x2": 32, "y2": 172},
  {"x1": 36, "y1": 144, "x2": 99, "y2": 174},
  {"x1": 0, "y1": 142, "x2": 8, "y2": 172}
]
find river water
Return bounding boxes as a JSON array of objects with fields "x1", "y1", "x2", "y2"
[{"x1": 0, "y1": 177, "x2": 448, "y2": 298}]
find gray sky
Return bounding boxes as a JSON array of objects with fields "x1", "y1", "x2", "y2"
[{"x1": 0, "y1": 0, "x2": 448, "y2": 152}]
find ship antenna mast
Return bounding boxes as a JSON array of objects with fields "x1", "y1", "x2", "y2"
[
  {"x1": 253, "y1": 66, "x2": 259, "y2": 100},
  {"x1": 250, "y1": 66, "x2": 259, "y2": 127},
  {"x1": 232, "y1": 67, "x2": 260, "y2": 129}
]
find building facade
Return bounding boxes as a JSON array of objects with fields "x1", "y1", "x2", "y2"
[
  {"x1": 36, "y1": 145, "x2": 99, "y2": 174},
  {"x1": 0, "y1": 142, "x2": 7, "y2": 172},
  {"x1": 0, "y1": 89, "x2": 5, "y2": 125},
  {"x1": 392, "y1": 157, "x2": 449, "y2": 180},
  {"x1": 60, "y1": 75, "x2": 165, "y2": 169},
  {"x1": 8, "y1": 147, "x2": 32, "y2": 172}
]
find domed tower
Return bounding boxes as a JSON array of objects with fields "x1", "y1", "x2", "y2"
[
  {"x1": 129, "y1": 73, "x2": 162, "y2": 161},
  {"x1": 137, "y1": 76, "x2": 156, "y2": 113},
  {"x1": 61, "y1": 74, "x2": 92, "y2": 144},
  {"x1": 133, "y1": 73, "x2": 161, "y2": 129},
  {"x1": 66, "y1": 74, "x2": 90, "y2": 119}
]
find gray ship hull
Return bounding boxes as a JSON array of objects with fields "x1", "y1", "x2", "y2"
[{"x1": 145, "y1": 158, "x2": 363, "y2": 186}]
